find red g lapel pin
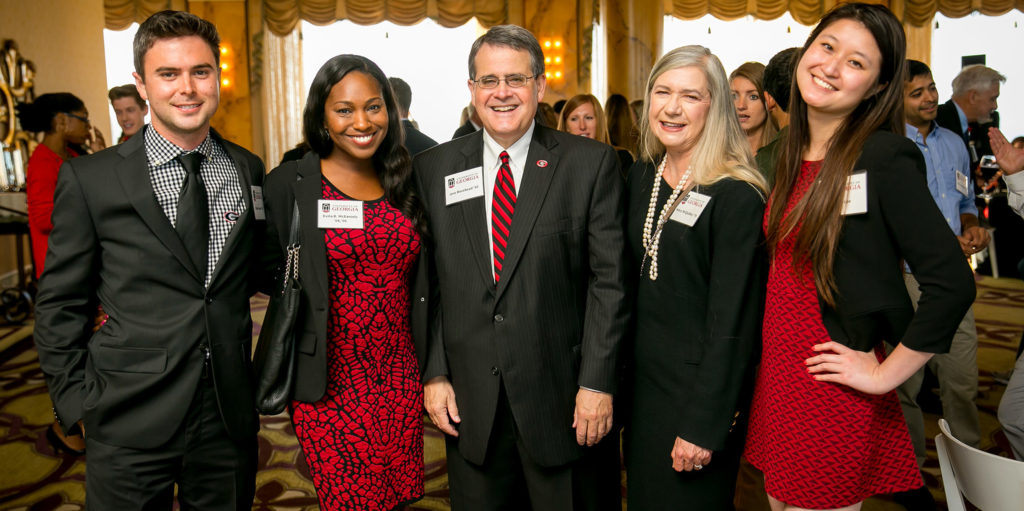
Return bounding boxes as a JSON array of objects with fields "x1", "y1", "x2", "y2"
[{"x1": 536, "y1": 160, "x2": 549, "y2": 167}]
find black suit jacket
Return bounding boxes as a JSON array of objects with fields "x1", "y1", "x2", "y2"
[
  {"x1": 413, "y1": 125, "x2": 629, "y2": 467},
  {"x1": 451, "y1": 120, "x2": 478, "y2": 140},
  {"x1": 935, "y1": 99, "x2": 998, "y2": 168},
  {"x1": 794, "y1": 131, "x2": 976, "y2": 353},
  {"x1": 34, "y1": 129, "x2": 265, "y2": 448},
  {"x1": 260, "y1": 152, "x2": 430, "y2": 402},
  {"x1": 401, "y1": 119, "x2": 438, "y2": 156}
]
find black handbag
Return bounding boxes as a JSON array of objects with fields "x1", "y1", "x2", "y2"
[{"x1": 253, "y1": 202, "x2": 302, "y2": 415}]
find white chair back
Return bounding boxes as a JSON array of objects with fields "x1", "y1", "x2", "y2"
[{"x1": 935, "y1": 418, "x2": 1024, "y2": 511}]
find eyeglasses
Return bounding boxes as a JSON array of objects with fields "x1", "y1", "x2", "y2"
[
  {"x1": 472, "y1": 74, "x2": 539, "y2": 89},
  {"x1": 64, "y1": 112, "x2": 91, "y2": 124}
]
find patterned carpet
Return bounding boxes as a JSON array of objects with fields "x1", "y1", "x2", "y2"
[{"x1": 1, "y1": 277, "x2": 1022, "y2": 510}]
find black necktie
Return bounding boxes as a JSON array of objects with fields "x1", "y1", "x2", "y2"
[{"x1": 176, "y1": 152, "x2": 208, "y2": 279}]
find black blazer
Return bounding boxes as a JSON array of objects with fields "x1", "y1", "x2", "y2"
[
  {"x1": 412, "y1": 125, "x2": 630, "y2": 467},
  {"x1": 34, "y1": 129, "x2": 266, "y2": 448},
  {"x1": 935, "y1": 99, "x2": 998, "y2": 167},
  {"x1": 401, "y1": 119, "x2": 438, "y2": 156},
  {"x1": 788, "y1": 131, "x2": 976, "y2": 353},
  {"x1": 626, "y1": 163, "x2": 766, "y2": 451},
  {"x1": 451, "y1": 120, "x2": 478, "y2": 139},
  {"x1": 261, "y1": 151, "x2": 430, "y2": 403}
]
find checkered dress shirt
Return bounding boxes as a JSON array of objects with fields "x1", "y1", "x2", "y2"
[{"x1": 144, "y1": 125, "x2": 245, "y2": 286}]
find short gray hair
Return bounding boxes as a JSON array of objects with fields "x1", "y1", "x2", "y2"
[
  {"x1": 468, "y1": 25, "x2": 545, "y2": 79},
  {"x1": 952, "y1": 64, "x2": 1006, "y2": 96}
]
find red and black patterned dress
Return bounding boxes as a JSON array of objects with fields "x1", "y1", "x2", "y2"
[
  {"x1": 291, "y1": 178, "x2": 424, "y2": 511},
  {"x1": 744, "y1": 161, "x2": 921, "y2": 508}
]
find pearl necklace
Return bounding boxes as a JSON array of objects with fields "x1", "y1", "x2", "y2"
[{"x1": 641, "y1": 157, "x2": 692, "y2": 281}]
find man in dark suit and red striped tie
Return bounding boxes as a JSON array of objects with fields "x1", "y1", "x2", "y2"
[{"x1": 412, "y1": 24, "x2": 629, "y2": 510}]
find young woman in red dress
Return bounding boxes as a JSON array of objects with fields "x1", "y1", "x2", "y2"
[
  {"x1": 745, "y1": 4, "x2": 976, "y2": 510},
  {"x1": 262, "y1": 55, "x2": 428, "y2": 511}
]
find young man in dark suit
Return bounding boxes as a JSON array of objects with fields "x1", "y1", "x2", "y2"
[
  {"x1": 33, "y1": 10, "x2": 265, "y2": 510},
  {"x1": 413, "y1": 24, "x2": 628, "y2": 510},
  {"x1": 387, "y1": 76, "x2": 438, "y2": 156}
]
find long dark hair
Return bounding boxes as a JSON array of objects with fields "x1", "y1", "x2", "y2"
[
  {"x1": 303, "y1": 54, "x2": 427, "y2": 238},
  {"x1": 765, "y1": 3, "x2": 906, "y2": 306}
]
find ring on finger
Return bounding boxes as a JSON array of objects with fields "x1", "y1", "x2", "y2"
[{"x1": 694, "y1": 463, "x2": 703, "y2": 470}]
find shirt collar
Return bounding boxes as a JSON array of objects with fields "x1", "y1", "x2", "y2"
[
  {"x1": 144, "y1": 124, "x2": 216, "y2": 167},
  {"x1": 905, "y1": 121, "x2": 939, "y2": 143},
  {"x1": 482, "y1": 121, "x2": 536, "y2": 169}
]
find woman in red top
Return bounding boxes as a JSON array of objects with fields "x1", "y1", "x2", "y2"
[
  {"x1": 746, "y1": 4, "x2": 976, "y2": 510},
  {"x1": 18, "y1": 92, "x2": 104, "y2": 277}
]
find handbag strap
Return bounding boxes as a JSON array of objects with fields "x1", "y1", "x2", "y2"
[{"x1": 282, "y1": 201, "x2": 301, "y2": 288}]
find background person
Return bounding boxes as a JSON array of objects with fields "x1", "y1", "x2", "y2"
[
  {"x1": 745, "y1": 4, "x2": 976, "y2": 510},
  {"x1": 730, "y1": 62, "x2": 779, "y2": 155},
  {"x1": 558, "y1": 94, "x2": 633, "y2": 178},
  {"x1": 606, "y1": 93, "x2": 638, "y2": 157},
  {"x1": 108, "y1": 84, "x2": 148, "y2": 143},
  {"x1": 263, "y1": 55, "x2": 427, "y2": 511},
  {"x1": 936, "y1": 64, "x2": 1005, "y2": 171},
  {"x1": 387, "y1": 76, "x2": 438, "y2": 156},
  {"x1": 624, "y1": 45, "x2": 767, "y2": 510}
]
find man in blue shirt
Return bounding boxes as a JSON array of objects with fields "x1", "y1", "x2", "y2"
[{"x1": 895, "y1": 59, "x2": 988, "y2": 509}]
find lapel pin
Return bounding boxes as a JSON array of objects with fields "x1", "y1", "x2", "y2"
[{"x1": 536, "y1": 160, "x2": 548, "y2": 168}]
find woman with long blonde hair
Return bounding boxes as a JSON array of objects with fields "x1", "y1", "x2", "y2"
[
  {"x1": 624, "y1": 44, "x2": 767, "y2": 509},
  {"x1": 730, "y1": 62, "x2": 779, "y2": 154}
]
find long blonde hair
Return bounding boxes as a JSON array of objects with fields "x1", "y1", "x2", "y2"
[
  {"x1": 638, "y1": 45, "x2": 767, "y2": 196},
  {"x1": 557, "y1": 94, "x2": 611, "y2": 144}
]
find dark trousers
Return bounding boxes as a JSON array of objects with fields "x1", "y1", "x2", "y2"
[
  {"x1": 84, "y1": 375, "x2": 257, "y2": 511},
  {"x1": 445, "y1": 386, "x2": 622, "y2": 511}
]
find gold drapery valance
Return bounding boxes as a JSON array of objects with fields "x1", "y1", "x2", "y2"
[
  {"x1": 104, "y1": 0, "x2": 184, "y2": 31},
  {"x1": 260, "y1": 0, "x2": 506, "y2": 35},
  {"x1": 665, "y1": 0, "x2": 1024, "y2": 26}
]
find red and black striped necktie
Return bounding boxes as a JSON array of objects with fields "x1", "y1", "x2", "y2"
[{"x1": 492, "y1": 151, "x2": 516, "y2": 283}]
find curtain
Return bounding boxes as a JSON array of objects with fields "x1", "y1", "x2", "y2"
[
  {"x1": 261, "y1": 0, "x2": 507, "y2": 35},
  {"x1": 260, "y1": 25, "x2": 304, "y2": 169},
  {"x1": 104, "y1": 0, "x2": 185, "y2": 31},
  {"x1": 664, "y1": 0, "x2": 1024, "y2": 26}
]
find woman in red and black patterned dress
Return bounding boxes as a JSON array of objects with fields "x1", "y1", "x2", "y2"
[
  {"x1": 263, "y1": 54, "x2": 428, "y2": 511},
  {"x1": 746, "y1": 4, "x2": 976, "y2": 510}
]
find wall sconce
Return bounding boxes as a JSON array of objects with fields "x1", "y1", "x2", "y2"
[
  {"x1": 219, "y1": 45, "x2": 234, "y2": 90},
  {"x1": 542, "y1": 37, "x2": 565, "y2": 83}
]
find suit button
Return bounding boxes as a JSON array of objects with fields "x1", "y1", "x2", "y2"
[
  {"x1": 419, "y1": 297, "x2": 426, "y2": 302},
  {"x1": 491, "y1": 366, "x2": 499, "y2": 375},
  {"x1": 494, "y1": 314, "x2": 504, "y2": 323},
  {"x1": 205, "y1": 297, "x2": 213, "y2": 304}
]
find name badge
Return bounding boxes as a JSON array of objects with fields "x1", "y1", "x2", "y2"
[
  {"x1": 669, "y1": 191, "x2": 711, "y2": 226},
  {"x1": 955, "y1": 169, "x2": 970, "y2": 196},
  {"x1": 250, "y1": 186, "x2": 265, "y2": 220},
  {"x1": 842, "y1": 172, "x2": 868, "y2": 216},
  {"x1": 317, "y1": 200, "x2": 364, "y2": 229},
  {"x1": 445, "y1": 167, "x2": 485, "y2": 206}
]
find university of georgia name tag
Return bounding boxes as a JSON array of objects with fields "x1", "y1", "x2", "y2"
[
  {"x1": 250, "y1": 186, "x2": 266, "y2": 220},
  {"x1": 669, "y1": 190, "x2": 712, "y2": 226},
  {"x1": 955, "y1": 169, "x2": 970, "y2": 196},
  {"x1": 445, "y1": 167, "x2": 485, "y2": 206},
  {"x1": 317, "y1": 199, "x2": 364, "y2": 229},
  {"x1": 841, "y1": 171, "x2": 868, "y2": 216}
]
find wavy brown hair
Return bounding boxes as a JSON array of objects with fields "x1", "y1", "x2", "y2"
[{"x1": 765, "y1": 3, "x2": 906, "y2": 306}]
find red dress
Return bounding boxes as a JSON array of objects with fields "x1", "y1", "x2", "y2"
[
  {"x1": 26, "y1": 144, "x2": 78, "y2": 277},
  {"x1": 744, "y1": 161, "x2": 921, "y2": 508},
  {"x1": 291, "y1": 178, "x2": 424, "y2": 511}
]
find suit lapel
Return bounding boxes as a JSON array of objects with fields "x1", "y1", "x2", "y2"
[
  {"x1": 456, "y1": 132, "x2": 496, "y2": 290},
  {"x1": 294, "y1": 155, "x2": 329, "y2": 303},
  {"x1": 495, "y1": 127, "x2": 558, "y2": 301},
  {"x1": 208, "y1": 134, "x2": 254, "y2": 286},
  {"x1": 112, "y1": 134, "x2": 203, "y2": 282}
]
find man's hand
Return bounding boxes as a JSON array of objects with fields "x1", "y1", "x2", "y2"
[
  {"x1": 670, "y1": 436, "x2": 712, "y2": 472},
  {"x1": 990, "y1": 127, "x2": 1024, "y2": 176},
  {"x1": 424, "y1": 376, "x2": 460, "y2": 436},
  {"x1": 958, "y1": 225, "x2": 990, "y2": 256},
  {"x1": 572, "y1": 388, "x2": 613, "y2": 446}
]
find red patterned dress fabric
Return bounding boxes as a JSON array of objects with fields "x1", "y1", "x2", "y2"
[
  {"x1": 744, "y1": 161, "x2": 921, "y2": 508},
  {"x1": 291, "y1": 178, "x2": 424, "y2": 511}
]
